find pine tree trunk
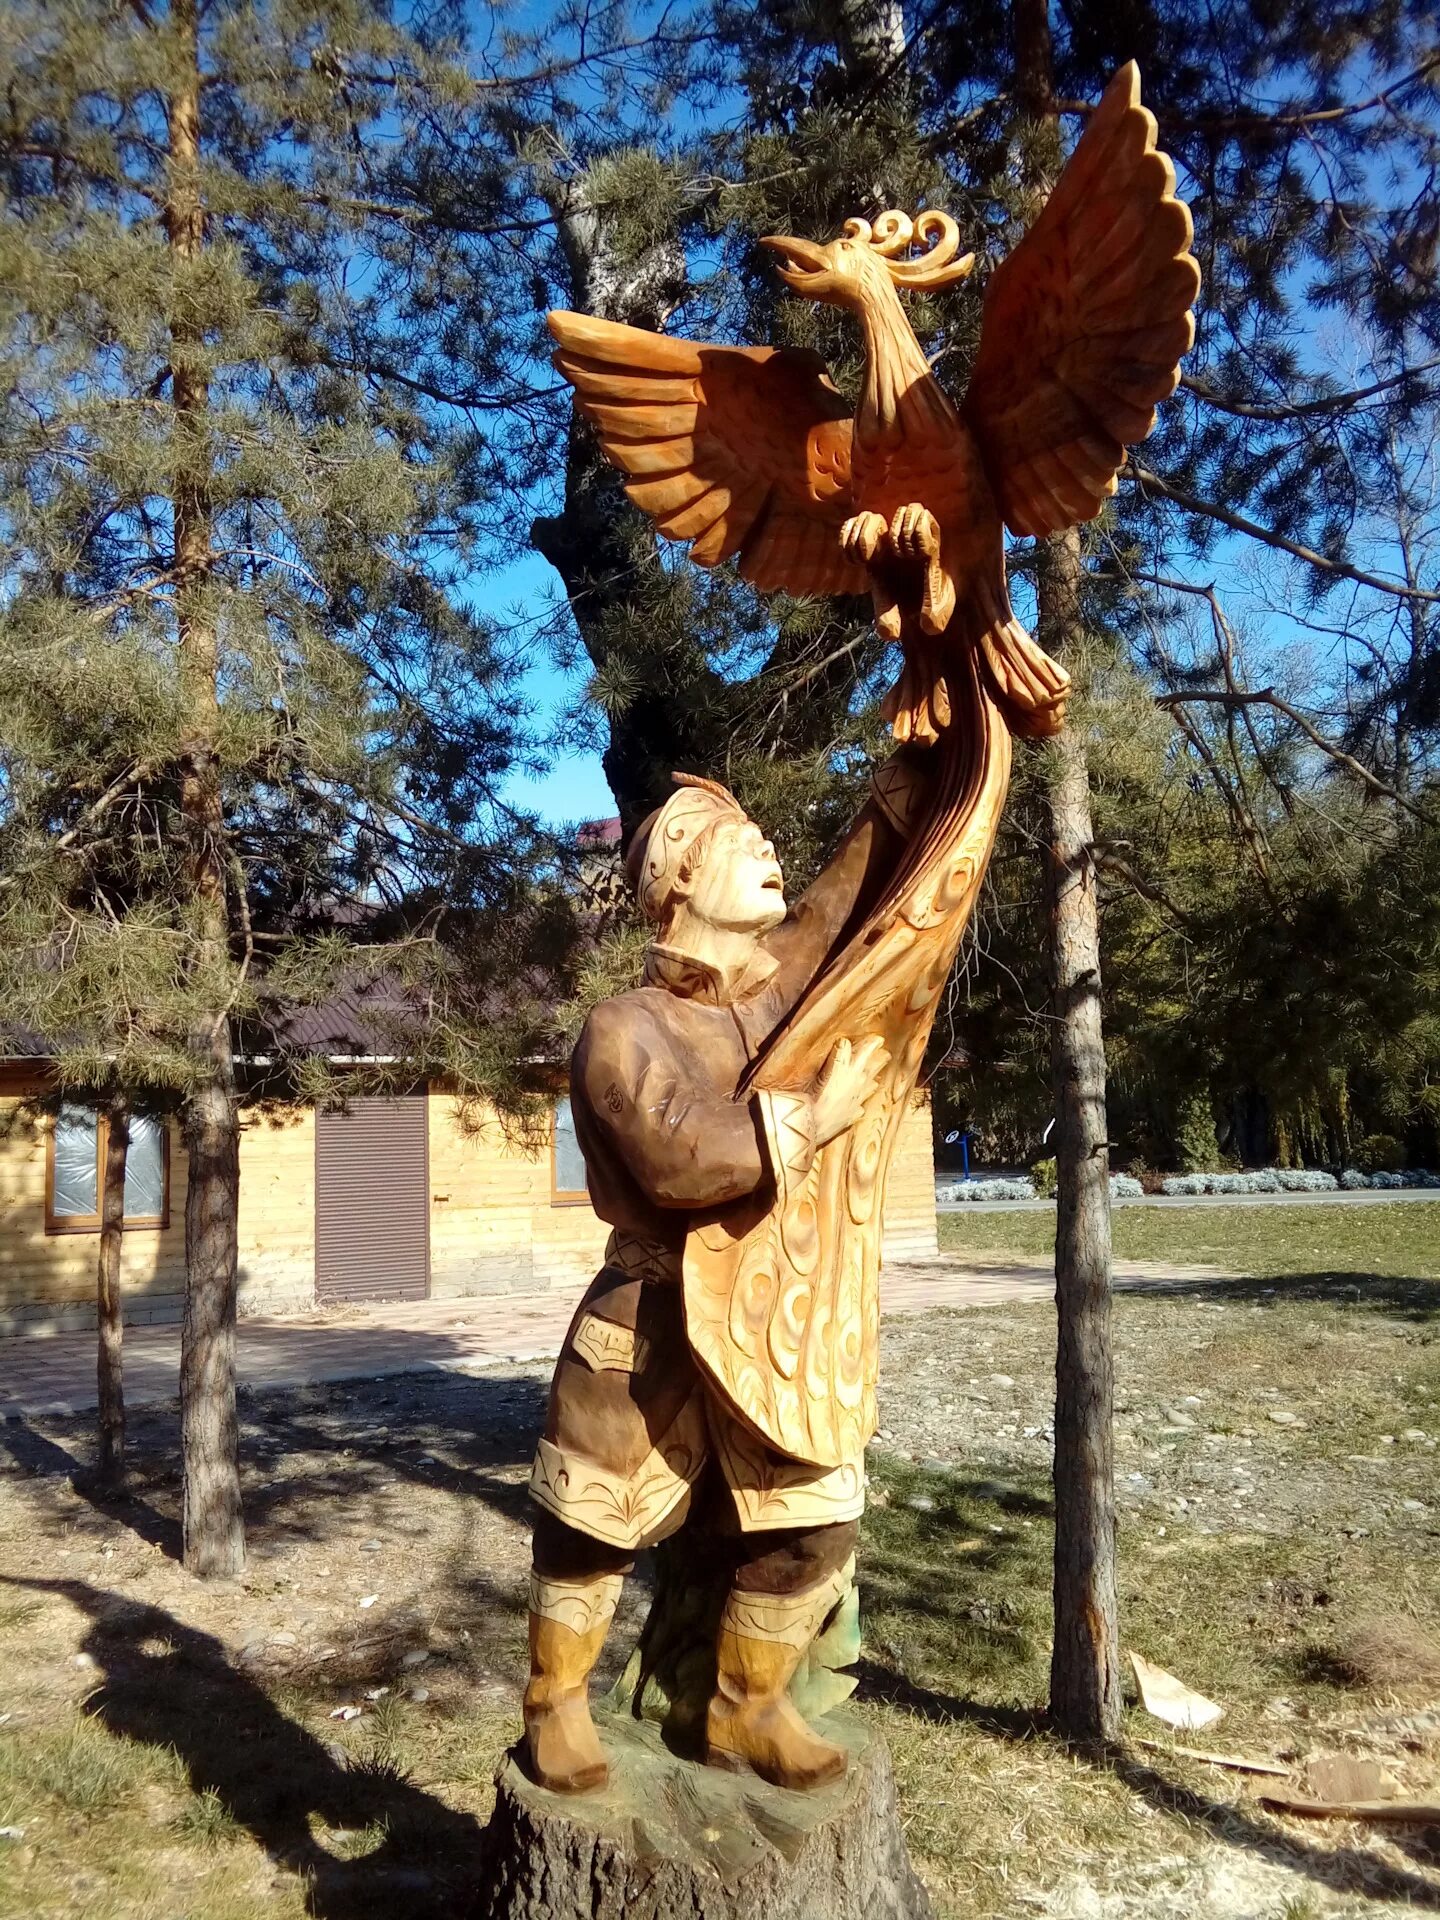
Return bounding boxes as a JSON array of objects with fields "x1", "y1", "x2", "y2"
[
  {"x1": 1040, "y1": 539, "x2": 1119, "y2": 1742},
  {"x1": 182, "y1": 1055, "x2": 243, "y2": 1575},
  {"x1": 1013, "y1": 0, "x2": 1121, "y2": 1742},
  {"x1": 96, "y1": 1095, "x2": 129, "y2": 1489},
  {"x1": 531, "y1": 189, "x2": 700, "y2": 837},
  {"x1": 168, "y1": 0, "x2": 244, "y2": 1579}
]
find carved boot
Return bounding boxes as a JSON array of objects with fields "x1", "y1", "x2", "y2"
[
  {"x1": 522, "y1": 1572, "x2": 622, "y2": 1794},
  {"x1": 705, "y1": 1573, "x2": 849, "y2": 1791}
]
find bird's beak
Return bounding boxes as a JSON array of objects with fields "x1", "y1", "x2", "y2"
[{"x1": 760, "y1": 233, "x2": 829, "y2": 287}]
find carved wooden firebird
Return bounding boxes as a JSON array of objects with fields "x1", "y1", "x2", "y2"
[
  {"x1": 550, "y1": 63, "x2": 1196, "y2": 750},
  {"x1": 520, "y1": 65, "x2": 1199, "y2": 1802}
]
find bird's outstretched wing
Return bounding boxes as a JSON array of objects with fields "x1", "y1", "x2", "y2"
[
  {"x1": 549, "y1": 312, "x2": 867, "y2": 597},
  {"x1": 962, "y1": 62, "x2": 1200, "y2": 539}
]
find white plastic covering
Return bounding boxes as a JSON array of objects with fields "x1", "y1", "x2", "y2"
[
  {"x1": 123, "y1": 1114, "x2": 165, "y2": 1219},
  {"x1": 51, "y1": 1107, "x2": 98, "y2": 1217},
  {"x1": 552, "y1": 1095, "x2": 587, "y2": 1196},
  {"x1": 52, "y1": 1104, "x2": 165, "y2": 1220}
]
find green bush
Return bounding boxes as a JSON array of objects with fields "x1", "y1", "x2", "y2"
[
  {"x1": 1352, "y1": 1132, "x2": 1405, "y2": 1173},
  {"x1": 1031, "y1": 1156, "x2": 1057, "y2": 1198},
  {"x1": 1173, "y1": 1093, "x2": 1221, "y2": 1173}
]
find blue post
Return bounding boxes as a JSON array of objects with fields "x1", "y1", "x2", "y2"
[{"x1": 961, "y1": 1131, "x2": 970, "y2": 1180}]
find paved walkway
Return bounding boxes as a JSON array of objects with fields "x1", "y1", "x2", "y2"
[{"x1": 0, "y1": 1253, "x2": 1224, "y2": 1419}]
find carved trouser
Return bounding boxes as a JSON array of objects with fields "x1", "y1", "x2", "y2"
[{"x1": 527, "y1": 1245, "x2": 866, "y2": 1555}]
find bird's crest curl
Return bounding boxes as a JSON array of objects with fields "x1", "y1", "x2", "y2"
[{"x1": 840, "y1": 209, "x2": 975, "y2": 290}]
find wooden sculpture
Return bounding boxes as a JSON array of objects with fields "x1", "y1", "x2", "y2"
[{"x1": 521, "y1": 64, "x2": 1199, "y2": 1802}]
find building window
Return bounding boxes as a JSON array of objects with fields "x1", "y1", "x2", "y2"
[
  {"x1": 46, "y1": 1106, "x2": 169, "y2": 1234},
  {"x1": 551, "y1": 1096, "x2": 588, "y2": 1204}
]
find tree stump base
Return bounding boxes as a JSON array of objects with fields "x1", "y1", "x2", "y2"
[{"x1": 476, "y1": 1708, "x2": 933, "y2": 1920}]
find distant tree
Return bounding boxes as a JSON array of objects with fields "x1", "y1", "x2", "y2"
[
  {"x1": 932, "y1": 0, "x2": 1440, "y2": 1174},
  {"x1": 1064, "y1": 0, "x2": 1440, "y2": 1163}
]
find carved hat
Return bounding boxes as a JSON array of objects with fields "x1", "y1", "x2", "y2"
[{"x1": 626, "y1": 772, "x2": 745, "y2": 926}]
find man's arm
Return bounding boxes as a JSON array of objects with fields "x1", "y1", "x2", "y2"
[
  {"x1": 759, "y1": 746, "x2": 936, "y2": 1021},
  {"x1": 575, "y1": 1001, "x2": 769, "y2": 1210},
  {"x1": 575, "y1": 1002, "x2": 888, "y2": 1212}
]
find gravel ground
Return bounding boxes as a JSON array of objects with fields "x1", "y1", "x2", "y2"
[{"x1": 876, "y1": 1285, "x2": 1439, "y2": 1541}]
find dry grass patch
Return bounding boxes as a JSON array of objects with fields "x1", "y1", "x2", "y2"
[
  {"x1": 860, "y1": 1451, "x2": 1440, "y2": 1917},
  {"x1": 1320, "y1": 1617, "x2": 1440, "y2": 1694}
]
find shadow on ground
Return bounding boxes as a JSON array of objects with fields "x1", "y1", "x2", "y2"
[
  {"x1": 6, "y1": 1576, "x2": 489, "y2": 1920},
  {"x1": 860, "y1": 1456, "x2": 1053, "y2": 1694},
  {"x1": 0, "y1": 1419, "x2": 179, "y2": 1556},
  {"x1": 0, "y1": 1369, "x2": 549, "y2": 1564},
  {"x1": 860, "y1": 1660, "x2": 1440, "y2": 1909},
  {"x1": 235, "y1": 1375, "x2": 545, "y2": 1553},
  {"x1": 1117, "y1": 1271, "x2": 1440, "y2": 1320},
  {"x1": 855, "y1": 1453, "x2": 1440, "y2": 1912}
]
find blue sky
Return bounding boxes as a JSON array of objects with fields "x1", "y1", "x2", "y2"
[
  {"x1": 506, "y1": 701, "x2": 613, "y2": 824},
  {"x1": 486, "y1": 549, "x2": 616, "y2": 828}
]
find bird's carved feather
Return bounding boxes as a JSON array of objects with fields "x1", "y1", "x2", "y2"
[
  {"x1": 547, "y1": 312, "x2": 868, "y2": 595},
  {"x1": 549, "y1": 63, "x2": 1198, "y2": 617},
  {"x1": 961, "y1": 60, "x2": 1201, "y2": 539}
]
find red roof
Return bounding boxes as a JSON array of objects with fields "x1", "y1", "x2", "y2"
[{"x1": 577, "y1": 816, "x2": 622, "y2": 848}]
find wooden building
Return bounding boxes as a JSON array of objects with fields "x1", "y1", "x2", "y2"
[{"x1": 0, "y1": 1063, "x2": 938, "y2": 1335}]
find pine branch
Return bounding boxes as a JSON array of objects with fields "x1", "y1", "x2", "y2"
[
  {"x1": 209, "y1": 852, "x2": 254, "y2": 1043},
  {"x1": 1130, "y1": 466, "x2": 1440, "y2": 604},
  {"x1": 296, "y1": 188, "x2": 557, "y2": 243},
  {"x1": 1180, "y1": 359, "x2": 1440, "y2": 423},
  {"x1": 1164, "y1": 698, "x2": 1278, "y2": 899},
  {"x1": 1057, "y1": 52, "x2": 1440, "y2": 132},
  {"x1": 1092, "y1": 846, "x2": 1195, "y2": 929},
  {"x1": 0, "y1": 762, "x2": 154, "y2": 889},
  {"x1": 0, "y1": 141, "x2": 165, "y2": 204},
  {"x1": 317, "y1": 346, "x2": 563, "y2": 413},
  {"x1": 321, "y1": 28, "x2": 718, "y2": 97},
  {"x1": 1156, "y1": 689, "x2": 1438, "y2": 825}
]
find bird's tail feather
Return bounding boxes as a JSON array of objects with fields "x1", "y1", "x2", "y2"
[{"x1": 969, "y1": 576, "x2": 1070, "y2": 738}]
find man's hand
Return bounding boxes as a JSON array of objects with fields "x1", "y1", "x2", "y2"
[{"x1": 812, "y1": 1035, "x2": 891, "y2": 1147}]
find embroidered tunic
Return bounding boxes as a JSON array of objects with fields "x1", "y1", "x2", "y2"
[{"x1": 527, "y1": 763, "x2": 927, "y2": 1549}]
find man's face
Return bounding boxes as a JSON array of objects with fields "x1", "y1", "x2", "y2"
[{"x1": 683, "y1": 816, "x2": 787, "y2": 936}]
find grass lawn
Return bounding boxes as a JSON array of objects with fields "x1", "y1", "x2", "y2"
[
  {"x1": 2, "y1": 1255, "x2": 1439, "y2": 1918},
  {"x1": 940, "y1": 1196, "x2": 1440, "y2": 1281}
]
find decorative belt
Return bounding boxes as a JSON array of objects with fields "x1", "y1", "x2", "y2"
[{"x1": 603, "y1": 1230, "x2": 682, "y2": 1283}]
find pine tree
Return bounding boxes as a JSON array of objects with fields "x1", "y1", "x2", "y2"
[
  {"x1": 1040, "y1": 0, "x2": 1439, "y2": 1175},
  {"x1": 0, "y1": 0, "x2": 554, "y2": 1572}
]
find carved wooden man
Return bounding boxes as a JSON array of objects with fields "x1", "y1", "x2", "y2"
[
  {"x1": 524, "y1": 759, "x2": 931, "y2": 1795},
  {"x1": 522, "y1": 59, "x2": 1200, "y2": 1804}
]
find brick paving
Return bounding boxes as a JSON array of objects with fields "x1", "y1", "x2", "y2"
[{"x1": 0, "y1": 1252, "x2": 1223, "y2": 1419}]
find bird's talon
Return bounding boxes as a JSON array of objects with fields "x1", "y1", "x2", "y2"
[
  {"x1": 840, "y1": 511, "x2": 888, "y2": 563},
  {"x1": 889, "y1": 503, "x2": 940, "y2": 560}
]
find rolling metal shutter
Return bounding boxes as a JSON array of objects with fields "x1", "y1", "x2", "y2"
[{"x1": 315, "y1": 1092, "x2": 429, "y2": 1303}]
